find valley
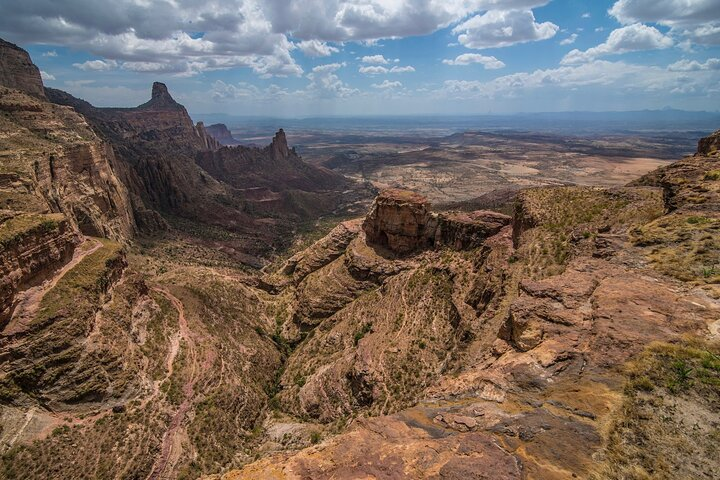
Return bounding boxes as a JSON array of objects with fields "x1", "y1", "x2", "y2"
[{"x1": 0, "y1": 37, "x2": 718, "y2": 480}]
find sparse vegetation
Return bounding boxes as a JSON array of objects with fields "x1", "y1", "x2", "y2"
[{"x1": 594, "y1": 339, "x2": 720, "y2": 480}]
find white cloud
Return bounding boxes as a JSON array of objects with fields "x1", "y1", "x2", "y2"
[
  {"x1": 442, "y1": 53, "x2": 505, "y2": 69},
  {"x1": 562, "y1": 23, "x2": 672, "y2": 64},
  {"x1": 609, "y1": 0, "x2": 720, "y2": 45},
  {"x1": 297, "y1": 40, "x2": 339, "y2": 57},
  {"x1": 306, "y1": 62, "x2": 357, "y2": 97},
  {"x1": 262, "y1": 0, "x2": 551, "y2": 43},
  {"x1": 560, "y1": 33, "x2": 578, "y2": 45},
  {"x1": 359, "y1": 65, "x2": 388, "y2": 74},
  {"x1": 390, "y1": 65, "x2": 415, "y2": 73},
  {"x1": 65, "y1": 79, "x2": 95, "y2": 87},
  {"x1": 42, "y1": 50, "x2": 57, "y2": 57},
  {"x1": 453, "y1": 9, "x2": 558, "y2": 49},
  {"x1": 359, "y1": 65, "x2": 415, "y2": 75},
  {"x1": 0, "y1": 1, "x2": 303, "y2": 78},
  {"x1": 372, "y1": 80, "x2": 402, "y2": 89},
  {"x1": 361, "y1": 54, "x2": 390, "y2": 64},
  {"x1": 39, "y1": 70, "x2": 55, "y2": 81},
  {"x1": 668, "y1": 58, "x2": 720, "y2": 71},
  {"x1": 437, "y1": 60, "x2": 717, "y2": 99},
  {"x1": 609, "y1": 0, "x2": 719, "y2": 27},
  {"x1": 582, "y1": 13, "x2": 590, "y2": 19},
  {"x1": 595, "y1": 27, "x2": 605, "y2": 32},
  {"x1": 73, "y1": 59, "x2": 118, "y2": 71}
]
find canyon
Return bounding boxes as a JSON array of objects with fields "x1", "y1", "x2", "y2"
[{"x1": 0, "y1": 38, "x2": 718, "y2": 480}]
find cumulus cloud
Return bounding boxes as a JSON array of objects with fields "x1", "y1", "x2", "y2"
[
  {"x1": 560, "y1": 33, "x2": 578, "y2": 45},
  {"x1": 372, "y1": 80, "x2": 402, "y2": 89},
  {"x1": 582, "y1": 13, "x2": 590, "y2": 18},
  {"x1": 562, "y1": 23, "x2": 672, "y2": 64},
  {"x1": 296, "y1": 40, "x2": 339, "y2": 57},
  {"x1": 361, "y1": 54, "x2": 390, "y2": 64},
  {"x1": 437, "y1": 59, "x2": 716, "y2": 99},
  {"x1": 668, "y1": 58, "x2": 720, "y2": 71},
  {"x1": 73, "y1": 59, "x2": 118, "y2": 71},
  {"x1": 609, "y1": 0, "x2": 719, "y2": 27},
  {"x1": 453, "y1": 9, "x2": 558, "y2": 49},
  {"x1": 442, "y1": 53, "x2": 505, "y2": 69},
  {"x1": 359, "y1": 65, "x2": 415, "y2": 75},
  {"x1": 39, "y1": 70, "x2": 55, "y2": 81},
  {"x1": 263, "y1": 0, "x2": 550, "y2": 43},
  {"x1": 609, "y1": 0, "x2": 720, "y2": 45},
  {"x1": 0, "y1": 0, "x2": 303, "y2": 78},
  {"x1": 42, "y1": 50, "x2": 57, "y2": 57},
  {"x1": 306, "y1": 62, "x2": 357, "y2": 97},
  {"x1": 0, "y1": 0, "x2": 561, "y2": 79}
]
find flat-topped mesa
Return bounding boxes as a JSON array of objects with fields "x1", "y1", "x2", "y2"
[
  {"x1": 362, "y1": 188, "x2": 510, "y2": 254},
  {"x1": 363, "y1": 189, "x2": 433, "y2": 254},
  {"x1": 0, "y1": 38, "x2": 46, "y2": 99},
  {"x1": 206, "y1": 123, "x2": 239, "y2": 145},
  {"x1": 697, "y1": 129, "x2": 720, "y2": 156}
]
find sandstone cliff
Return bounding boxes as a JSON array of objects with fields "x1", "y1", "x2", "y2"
[
  {"x1": 46, "y1": 83, "x2": 368, "y2": 260},
  {"x1": 0, "y1": 39, "x2": 45, "y2": 100},
  {"x1": 206, "y1": 123, "x2": 240, "y2": 145},
  {"x1": 362, "y1": 188, "x2": 510, "y2": 254}
]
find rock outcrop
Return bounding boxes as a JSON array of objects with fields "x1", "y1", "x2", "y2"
[
  {"x1": 362, "y1": 189, "x2": 432, "y2": 254},
  {"x1": 0, "y1": 41, "x2": 136, "y2": 242},
  {"x1": 0, "y1": 213, "x2": 78, "y2": 325},
  {"x1": 363, "y1": 188, "x2": 511, "y2": 254},
  {"x1": 697, "y1": 128, "x2": 720, "y2": 156},
  {"x1": 206, "y1": 123, "x2": 240, "y2": 145},
  {"x1": 0, "y1": 39, "x2": 45, "y2": 99}
]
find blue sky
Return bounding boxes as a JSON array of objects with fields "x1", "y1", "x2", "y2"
[{"x1": 2, "y1": 0, "x2": 719, "y2": 116}]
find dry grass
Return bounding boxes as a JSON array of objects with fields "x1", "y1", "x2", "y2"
[
  {"x1": 632, "y1": 212, "x2": 720, "y2": 284},
  {"x1": 592, "y1": 339, "x2": 720, "y2": 480},
  {"x1": 0, "y1": 213, "x2": 64, "y2": 247}
]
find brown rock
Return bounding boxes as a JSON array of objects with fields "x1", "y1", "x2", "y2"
[
  {"x1": 363, "y1": 189, "x2": 433, "y2": 254},
  {"x1": 697, "y1": 129, "x2": 720, "y2": 156},
  {"x1": 0, "y1": 38, "x2": 46, "y2": 99},
  {"x1": 205, "y1": 123, "x2": 239, "y2": 145},
  {"x1": 435, "y1": 210, "x2": 511, "y2": 250}
]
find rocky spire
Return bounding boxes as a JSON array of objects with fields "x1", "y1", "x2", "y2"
[
  {"x1": 0, "y1": 38, "x2": 47, "y2": 99},
  {"x1": 271, "y1": 128, "x2": 290, "y2": 157},
  {"x1": 138, "y1": 81, "x2": 183, "y2": 110}
]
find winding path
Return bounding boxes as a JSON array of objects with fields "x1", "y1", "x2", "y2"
[
  {"x1": 146, "y1": 287, "x2": 214, "y2": 480},
  {"x1": 2, "y1": 237, "x2": 102, "y2": 337}
]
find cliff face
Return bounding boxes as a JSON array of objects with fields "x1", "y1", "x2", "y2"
[
  {"x1": 0, "y1": 87, "x2": 136, "y2": 241},
  {"x1": 206, "y1": 123, "x2": 239, "y2": 145},
  {"x1": 0, "y1": 39, "x2": 45, "y2": 100},
  {"x1": 362, "y1": 189, "x2": 510, "y2": 254},
  {"x1": 0, "y1": 213, "x2": 78, "y2": 326},
  {"x1": 0, "y1": 40, "x2": 136, "y2": 242},
  {"x1": 46, "y1": 84, "x2": 367, "y2": 259},
  {"x1": 195, "y1": 129, "x2": 346, "y2": 192}
]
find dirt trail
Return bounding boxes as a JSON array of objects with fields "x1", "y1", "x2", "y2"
[
  {"x1": 2, "y1": 237, "x2": 102, "y2": 337},
  {"x1": 147, "y1": 287, "x2": 215, "y2": 480}
]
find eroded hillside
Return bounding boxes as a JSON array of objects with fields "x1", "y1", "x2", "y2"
[{"x1": 0, "y1": 38, "x2": 718, "y2": 480}]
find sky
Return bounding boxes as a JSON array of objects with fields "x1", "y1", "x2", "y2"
[{"x1": 0, "y1": 0, "x2": 719, "y2": 116}]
